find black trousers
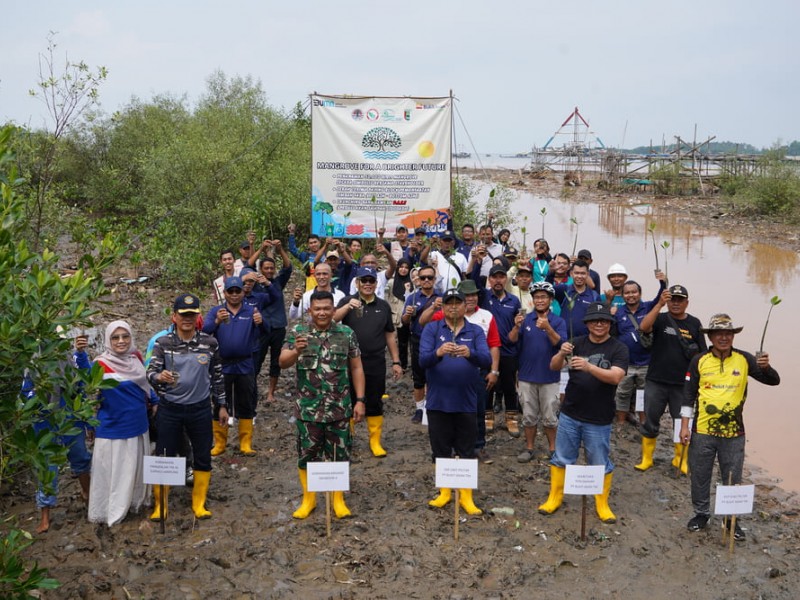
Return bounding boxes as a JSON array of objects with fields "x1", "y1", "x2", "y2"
[{"x1": 427, "y1": 410, "x2": 477, "y2": 462}]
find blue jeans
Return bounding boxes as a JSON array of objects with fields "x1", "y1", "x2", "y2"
[
  {"x1": 551, "y1": 412, "x2": 614, "y2": 474},
  {"x1": 156, "y1": 400, "x2": 213, "y2": 472},
  {"x1": 36, "y1": 428, "x2": 92, "y2": 509}
]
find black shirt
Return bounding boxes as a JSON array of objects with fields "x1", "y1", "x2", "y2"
[{"x1": 336, "y1": 295, "x2": 395, "y2": 357}]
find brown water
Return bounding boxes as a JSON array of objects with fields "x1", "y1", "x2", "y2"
[{"x1": 507, "y1": 190, "x2": 799, "y2": 495}]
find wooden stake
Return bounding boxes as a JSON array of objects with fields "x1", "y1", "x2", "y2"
[
  {"x1": 581, "y1": 495, "x2": 587, "y2": 541},
  {"x1": 454, "y1": 489, "x2": 460, "y2": 541},
  {"x1": 722, "y1": 472, "x2": 733, "y2": 544},
  {"x1": 728, "y1": 514, "x2": 737, "y2": 555},
  {"x1": 326, "y1": 491, "x2": 331, "y2": 539}
]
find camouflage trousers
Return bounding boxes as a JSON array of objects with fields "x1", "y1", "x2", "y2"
[{"x1": 296, "y1": 418, "x2": 352, "y2": 469}]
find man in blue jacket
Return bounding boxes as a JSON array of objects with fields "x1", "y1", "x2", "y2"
[
  {"x1": 420, "y1": 289, "x2": 492, "y2": 515},
  {"x1": 203, "y1": 276, "x2": 267, "y2": 456}
]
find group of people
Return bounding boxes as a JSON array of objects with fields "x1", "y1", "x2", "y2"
[{"x1": 33, "y1": 219, "x2": 780, "y2": 540}]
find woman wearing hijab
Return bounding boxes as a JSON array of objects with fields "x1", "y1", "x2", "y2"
[
  {"x1": 88, "y1": 321, "x2": 157, "y2": 526},
  {"x1": 386, "y1": 257, "x2": 413, "y2": 371}
]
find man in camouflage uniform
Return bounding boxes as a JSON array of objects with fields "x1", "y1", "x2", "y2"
[{"x1": 280, "y1": 290, "x2": 365, "y2": 519}]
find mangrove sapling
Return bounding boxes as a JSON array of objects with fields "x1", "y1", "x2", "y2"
[
  {"x1": 570, "y1": 218, "x2": 579, "y2": 257},
  {"x1": 370, "y1": 195, "x2": 379, "y2": 237},
  {"x1": 648, "y1": 222, "x2": 659, "y2": 272},
  {"x1": 660, "y1": 241, "x2": 670, "y2": 286},
  {"x1": 540, "y1": 207, "x2": 547, "y2": 239},
  {"x1": 521, "y1": 216, "x2": 528, "y2": 257},
  {"x1": 759, "y1": 295, "x2": 782, "y2": 354}
]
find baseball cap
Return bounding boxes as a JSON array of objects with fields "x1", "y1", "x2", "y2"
[
  {"x1": 577, "y1": 249, "x2": 592, "y2": 259},
  {"x1": 441, "y1": 230, "x2": 455, "y2": 240},
  {"x1": 583, "y1": 302, "x2": 615, "y2": 322},
  {"x1": 224, "y1": 276, "x2": 244, "y2": 291},
  {"x1": 414, "y1": 227, "x2": 427, "y2": 236},
  {"x1": 443, "y1": 289, "x2": 465, "y2": 303},
  {"x1": 174, "y1": 293, "x2": 201, "y2": 314},
  {"x1": 356, "y1": 266, "x2": 378, "y2": 280},
  {"x1": 240, "y1": 240, "x2": 251, "y2": 249},
  {"x1": 396, "y1": 224, "x2": 408, "y2": 232},
  {"x1": 326, "y1": 250, "x2": 340, "y2": 259},
  {"x1": 668, "y1": 284, "x2": 688, "y2": 298},
  {"x1": 489, "y1": 264, "x2": 508, "y2": 276}
]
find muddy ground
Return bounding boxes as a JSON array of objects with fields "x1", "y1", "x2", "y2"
[{"x1": 5, "y1": 171, "x2": 800, "y2": 599}]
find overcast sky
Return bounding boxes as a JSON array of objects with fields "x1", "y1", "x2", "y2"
[{"x1": 2, "y1": 1, "x2": 797, "y2": 152}]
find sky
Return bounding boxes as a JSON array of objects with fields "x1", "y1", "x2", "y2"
[{"x1": 1, "y1": 0, "x2": 798, "y2": 152}]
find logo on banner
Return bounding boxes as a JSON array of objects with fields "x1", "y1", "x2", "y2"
[
  {"x1": 366, "y1": 108, "x2": 380, "y2": 121},
  {"x1": 362, "y1": 127, "x2": 402, "y2": 159},
  {"x1": 351, "y1": 109, "x2": 363, "y2": 121},
  {"x1": 404, "y1": 109, "x2": 412, "y2": 121},
  {"x1": 313, "y1": 98, "x2": 336, "y2": 108}
]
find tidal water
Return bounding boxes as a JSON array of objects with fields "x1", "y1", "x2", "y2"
[{"x1": 492, "y1": 186, "x2": 799, "y2": 495}]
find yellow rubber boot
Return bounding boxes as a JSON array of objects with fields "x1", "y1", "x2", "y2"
[
  {"x1": 459, "y1": 488, "x2": 483, "y2": 515},
  {"x1": 594, "y1": 472, "x2": 617, "y2": 523},
  {"x1": 428, "y1": 488, "x2": 452, "y2": 508},
  {"x1": 635, "y1": 436, "x2": 657, "y2": 471},
  {"x1": 238, "y1": 419, "x2": 257, "y2": 456},
  {"x1": 671, "y1": 442, "x2": 689, "y2": 475},
  {"x1": 366, "y1": 415, "x2": 387, "y2": 457},
  {"x1": 292, "y1": 469, "x2": 317, "y2": 519},
  {"x1": 538, "y1": 465, "x2": 566, "y2": 515},
  {"x1": 332, "y1": 491, "x2": 352, "y2": 519},
  {"x1": 149, "y1": 485, "x2": 169, "y2": 521},
  {"x1": 192, "y1": 470, "x2": 212, "y2": 519},
  {"x1": 210, "y1": 421, "x2": 228, "y2": 456}
]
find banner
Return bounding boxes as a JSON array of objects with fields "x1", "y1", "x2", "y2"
[{"x1": 311, "y1": 95, "x2": 452, "y2": 238}]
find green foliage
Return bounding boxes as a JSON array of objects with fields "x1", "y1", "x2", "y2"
[
  {"x1": 0, "y1": 125, "x2": 122, "y2": 594},
  {"x1": 451, "y1": 178, "x2": 517, "y2": 244},
  {"x1": 720, "y1": 150, "x2": 800, "y2": 218},
  {"x1": 0, "y1": 529, "x2": 60, "y2": 598},
  {"x1": 47, "y1": 71, "x2": 312, "y2": 285},
  {"x1": 19, "y1": 33, "x2": 107, "y2": 251}
]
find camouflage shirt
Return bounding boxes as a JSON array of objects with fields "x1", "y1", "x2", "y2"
[{"x1": 283, "y1": 322, "x2": 360, "y2": 423}]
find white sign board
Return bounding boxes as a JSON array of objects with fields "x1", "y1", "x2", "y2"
[
  {"x1": 564, "y1": 465, "x2": 604, "y2": 495},
  {"x1": 714, "y1": 484, "x2": 755, "y2": 516},
  {"x1": 143, "y1": 456, "x2": 186, "y2": 486},
  {"x1": 435, "y1": 458, "x2": 478, "y2": 490},
  {"x1": 673, "y1": 418, "x2": 693, "y2": 443},
  {"x1": 634, "y1": 389, "x2": 644, "y2": 413},
  {"x1": 307, "y1": 461, "x2": 350, "y2": 493},
  {"x1": 311, "y1": 94, "x2": 452, "y2": 238}
]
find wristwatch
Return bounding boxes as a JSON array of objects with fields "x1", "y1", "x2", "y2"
[
  {"x1": 392, "y1": 361, "x2": 401, "y2": 366},
  {"x1": 490, "y1": 370, "x2": 500, "y2": 376},
  {"x1": 355, "y1": 397, "x2": 366, "y2": 403}
]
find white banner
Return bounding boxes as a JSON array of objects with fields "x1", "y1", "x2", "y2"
[{"x1": 311, "y1": 95, "x2": 452, "y2": 238}]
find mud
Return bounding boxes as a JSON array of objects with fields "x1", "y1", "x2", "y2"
[{"x1": 4, "y1": 174, "x2": 800, "y2": 599}]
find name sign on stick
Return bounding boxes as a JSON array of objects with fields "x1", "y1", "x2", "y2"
[
  {"x1": 307, "y1": 462, "x2": 350, "y2": 493},
  {"x1": 435, "y1": 458, "x2": 478, "y2": 490},
  {"x1": 143, "y1": 456, "x2": 186, "y2": 486},
  {"x1": 564, "y1": 465, "x2": 604, "y2": 495},
  {"x1": 714, "y1": 484, "x2": 755, "y2": 516},
  {"x1": 673, "y1": 418, "x2": 693, "y2": 443}
]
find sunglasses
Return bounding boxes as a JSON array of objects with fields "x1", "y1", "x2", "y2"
[
  {"x1": 359, "y1": 277, "x2": 377, "y2": 284},
  {"x1": 110, "y1": 334, "x2": 131, "y2": 341},
  {"x1": 226, "y1": 288, "x2": 243, "y2": 294},
  {"x1": 419, "y1": 275, "x2": 435, "y2": 281}
]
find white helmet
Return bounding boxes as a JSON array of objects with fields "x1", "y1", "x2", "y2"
[{"x1": 607, "y1": 263, "x2": 627, "y2": 277}]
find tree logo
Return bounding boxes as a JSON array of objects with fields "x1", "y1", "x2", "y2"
[{"x1": 362, "y1": 127, "x2": 402, "y2": 159}]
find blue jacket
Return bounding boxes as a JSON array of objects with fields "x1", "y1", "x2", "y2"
[{"x1": 419, "y1": 319, "x2": 492, "y2": 413}]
